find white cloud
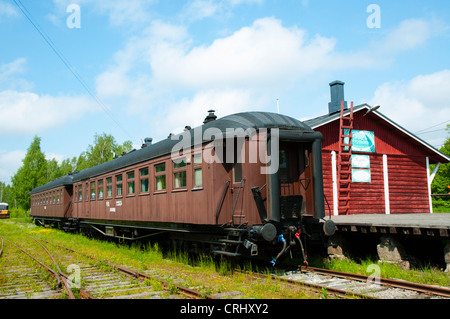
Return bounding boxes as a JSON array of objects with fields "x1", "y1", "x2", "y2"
[
  {"x1": 0, "y1": 150, "x2": 25, "y2": 183},
  {"x1": 369, "y1": 70, "x2": 450, "y2": 147},
  {"x1": 149, "y1": 18, "x2": 336, "y2": 90},
  {"x1": 0, "y1": 90, "x2": 95, "y2": 135},
  {"x1": 0, "y1": 58, "x2": 33, "y2": 91},
  {"x1": 380, "y1": 19, "x2": 433, "y2": 53},
  {"x1": 0, "y1": 0, "x2": 19, "y2": 19}
]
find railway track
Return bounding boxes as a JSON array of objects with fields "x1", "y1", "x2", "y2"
[
  {"x1": 0, "y1": 236, "x2": 219, "y2": 299},
  {"x1": 0, "y1": 237, "x2": 63, "y2": 299},
  {"x1": 266, "y1": 265, "x2": 450, "y2": 299}
]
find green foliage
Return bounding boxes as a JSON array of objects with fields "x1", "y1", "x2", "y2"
[
  {"x1": 8, "y1": 133, "x2": 132, "y2": 210},
  {"x1": 75, "y1": 133, "x2": 133, "y2": 170},
  {"x1": 10, "y1": 136, "x2": 47, "y2": 210},
  {"x1": 431, "y1": 125, "x2": 450, "y2": 210}
]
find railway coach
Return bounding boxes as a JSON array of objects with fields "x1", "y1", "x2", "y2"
[
  {"x1": 30, "y1": 111, "x2": 335, "y2": 264},
  {"x1": 0, "y1": 202, "x2": 9, "y2": 219}
]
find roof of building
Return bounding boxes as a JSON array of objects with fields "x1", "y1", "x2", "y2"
[{"x1": 304, "y1": 103, "x2": 450, "y2": 163}]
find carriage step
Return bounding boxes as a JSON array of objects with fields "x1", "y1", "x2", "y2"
[
  {"x1": 212, "y1": 250, "x2": 242, "y2": 257},
  {"x1": 219, "y1": 239, "x2": 244, "y2": 244},
  {"x1": 223, "y1": 228, "x2": 247, "y2": 232}
]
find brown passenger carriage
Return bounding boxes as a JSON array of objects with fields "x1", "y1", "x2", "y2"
[{"x1": 31, "y1": 112, "x2": 333, "y2": 262}]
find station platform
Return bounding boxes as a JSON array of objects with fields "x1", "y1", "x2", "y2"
[{"x1": 330, "y1": 213, "x2": 450, "y2": 238}]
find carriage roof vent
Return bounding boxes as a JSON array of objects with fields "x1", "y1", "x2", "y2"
[
  {"x1": 203, "y1": 110, "x2": 217, "y2": 124},
  {"x1": 141, "y1": 137, "x2": 153, "y2": 148}
]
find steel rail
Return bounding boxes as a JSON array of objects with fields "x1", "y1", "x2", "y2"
[
  {"x1": 0, "y1": 237, "x2": 3, "y2": 258},
  {"x1": 29, "y1": 236, "x2": 95, "y2": 299},
  {"x1": 29, "y1": 236, "x2": 77, "y2": 299},
  {"x1": 44, "y1": 240, "x2": 217, "y2": 299},
  {"x1": 3, "y1": 237, "x2": 62, "y2": 290},
  {"x1": 235, "y1": 269, "x2": 375, "y2": 299},
  {"x1": 300, "y1": 266, "x2": 450, "y2": 298}
]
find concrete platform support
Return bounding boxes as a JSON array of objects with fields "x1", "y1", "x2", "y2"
[
  {"x1": 377, "y1": 236, "x2": 410, "y2": 270},
  {"x1": 327, "y1": 234, "x2": 350, "y2": 260},
  {"x1": 445, "y1": 241, "x2": 450, "y2": 273}
]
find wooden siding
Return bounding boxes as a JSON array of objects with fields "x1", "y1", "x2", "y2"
[
  {"x1": 317, "y1": 110, "x2": 432, "y2": 215},
  {"x1": 318, "y1": 111, "x2": 431, "y2": 157},
  {"x1": 387, "y1": 155, "x2": 430, "y2": 213}
]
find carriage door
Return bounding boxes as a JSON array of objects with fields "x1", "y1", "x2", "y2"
[
  {"x1": 278, "y1": 142, "x2": 312, "y2": 220},
  {"x1": 230, "y1": 139, "x2": 245, "y2": 226}
]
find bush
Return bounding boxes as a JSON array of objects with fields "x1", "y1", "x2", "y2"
[{"x1": 8, "y1": 207, "x2": 30, "y2": 219}]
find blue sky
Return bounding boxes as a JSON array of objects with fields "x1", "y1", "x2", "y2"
[{"x1": 1, "y1": 0, "x2": 450, "y2": 183}]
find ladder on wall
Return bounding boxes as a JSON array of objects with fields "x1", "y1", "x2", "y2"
[{"x1": 337, "y1": 101, "x2": 354, "y2": 215}]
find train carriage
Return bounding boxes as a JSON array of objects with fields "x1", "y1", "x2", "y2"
[
  {"x1": 0, "y1": 202, "x2": 9, "y2": 219},
  {"x1": 30, "y1": 111, "x2": 334, "y2": 263}
]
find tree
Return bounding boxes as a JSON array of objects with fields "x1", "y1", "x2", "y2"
[
  {"x1": 10, "y1": 136, "x2": 47, "y2": 210},
  {"x1": 431, "y1": 125, "x2": 450, "y2": 208},
  {"x1": 83, "y1": 133, "x2": 133, "y2": 169}
]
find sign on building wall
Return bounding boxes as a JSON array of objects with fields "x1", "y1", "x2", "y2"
[
  {"x1": 352, "y1": 169, "x2": 371, "y2": 183},
  {"x1": 351, "y1": 154, "x2": 371, "y2": 183},
  {"x1": 351, "y1": 155, "x2": 370, "y2": 168},
  {"x1": 344, "y1": 130, "x2": 376, "y2": 153}
]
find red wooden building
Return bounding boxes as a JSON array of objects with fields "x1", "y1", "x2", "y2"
[{"x1": 305, "y1": 81, "x2": 450, "y2": 215}]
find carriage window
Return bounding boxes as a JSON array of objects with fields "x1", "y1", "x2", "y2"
[
  {"x1": 193, "y1": 154, "x2": 202, "y2": 187},
  {"x1": 116, "y1": 174, "x2": 123, "y2": 196},
  {"x1": 155, "y1": 163, "x2": 166, "y2": 191},
  {"x1": 78, "y1": 185, "x2": 82, "y2": 201},
  {"x1": 106, "y1": 177, "x2": 112, "y2": 197},
  {"x1": 98, "y1": 180, "x2": 104, "y2": 199},
  {"x1": 174, "y1": 171, "x2": 186, "y2": 188},
  {"x1": 279, "y1": 150, "x2": 289, "y2": 181},
  {"x1": 233, "y1": 163, "x2": 242, "y2": 184},
  {"x1": 140, "y1": 168, "x2": 149, "y2": 193},
  {"x1": 57, "y1": 190, "x2": 60, "y2": 204},
  {"x1": 91, "y1": 182, "x2": 96, "y2": 199},
  {"x1": 173, "y1": 158, "x2": 187, "y2": 189},
  {"x1": 127, "y1": 171, "x2": 135, "y2": 195}
]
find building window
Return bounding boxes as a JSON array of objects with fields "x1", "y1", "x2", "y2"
[
  {"x1": 98, "y1": 180, "x2": 104, "y2": 199},
  {"x1": 127, "y1": 171, "x2": 135, "y2": 195},
  {"x1": 173, "y1": 158, "x2": 187, "y2": 189},
  {"x1": 91, "y1": 181, "x2": 96, "y2": 199},
  {"x1": 106, "y1": 177, "x2": 112, "y2": 197},
  {"x1": 155, "y1": 163, "x2": 166, "y2": 191},
  {"x1": 140, "y1": 168, "x2": 149, "y2": 193},
  {"x1": 116, "y1": 174, "x2": 123, "y2": 196},
  {"x1": 193, "y1": 154, "x2": 202, "y2": 187}
]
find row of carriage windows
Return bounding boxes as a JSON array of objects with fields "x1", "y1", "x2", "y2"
[
  {"x1": 76, "y1": 156, "x2": 203, "y2": 202},
  {"x1": 32, "y1": 189, "x2": 62, "y2": 206}
]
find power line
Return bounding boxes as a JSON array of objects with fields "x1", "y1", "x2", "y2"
[
  {"x1": 12, "y1": 0, "x2": 135, "y2": 142},
  {"x1": 414, "y1": 119, "x2": 450, "y2": 134}
]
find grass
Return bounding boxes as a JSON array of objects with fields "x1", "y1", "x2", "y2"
[
  {"x1": 307, "y1": 256, "x2": 450, "y2": 288},
  {"x1": 1, "y1": 216, "x2": 448, "y2": 299},
  {"x1": 0, "y1": 219, "x2": 321, "y2": 299}
]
